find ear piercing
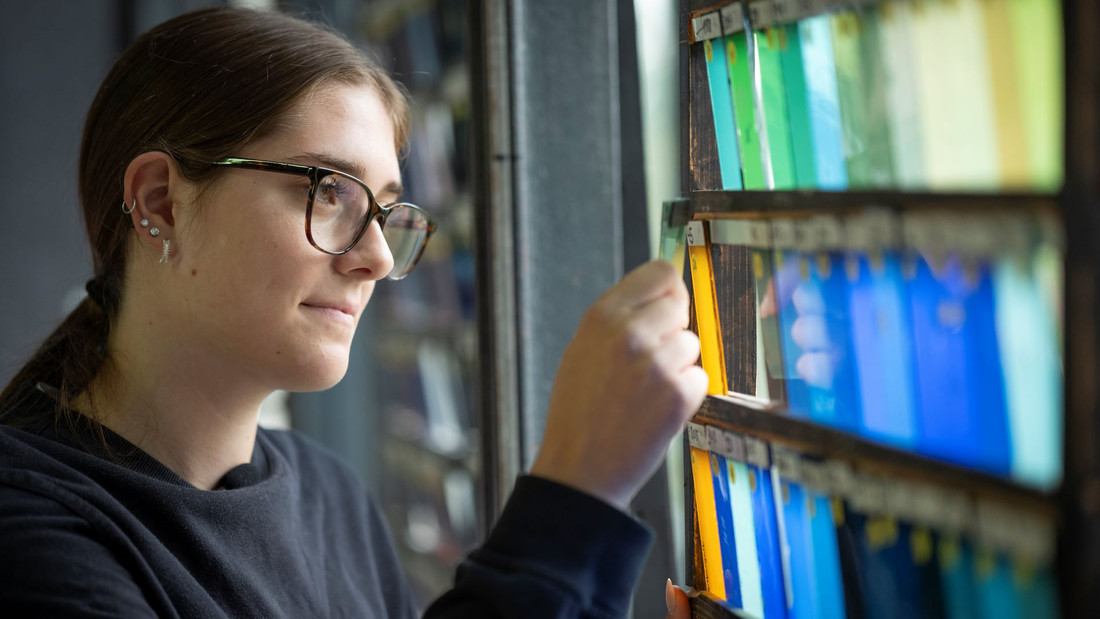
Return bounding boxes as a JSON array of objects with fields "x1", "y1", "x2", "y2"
[{"x1": 125, "y1": 199, "x2": 167, "y2": 254}]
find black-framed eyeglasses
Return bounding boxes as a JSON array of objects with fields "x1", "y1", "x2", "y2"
[{"x1": 210, "y1": 157, "x2": 436, "y2": 280}]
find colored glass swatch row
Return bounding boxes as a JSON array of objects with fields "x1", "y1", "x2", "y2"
[
  {"x1": 705, "y1": 209, "x2": 1064, "y2": 491},
  {"x1": 687, "y1": 423, "x2": 1059, "y2": 619},
  {"x1": 691, "y1": 0, "x2": 1063, "y2": 192}
]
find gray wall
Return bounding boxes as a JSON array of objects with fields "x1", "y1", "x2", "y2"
[
  {"x1": 0, "y1": 1, "x2": 237, "y2": 385},
  {"x1": 0, "y1": 1, "x2": 119, "y2": 384}
]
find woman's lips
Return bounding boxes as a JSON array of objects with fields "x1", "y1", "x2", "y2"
[{"x1": 301, "y1": 303, "x2": 355, "y2": 326}]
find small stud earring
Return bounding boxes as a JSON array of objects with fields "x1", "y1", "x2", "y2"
[
  {"x1": 122, "y1": 197, "x2": 136, "y2": 214},
  {"x1": 160, "y1": 239, "x2": 171, "y2": 264},
  {"x1": 140, "y1": 219, "x2": 149, "y2": 228},
  {"x1": 149, "y1": 227, "x2": 160, "y2": 237}
]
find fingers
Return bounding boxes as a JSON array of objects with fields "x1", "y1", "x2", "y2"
[
  {"x1": 652, "y1": 331, "x2": 707, "y2": 423},
  {"x1": 679, "y1": 366, "x2": 710, "y2": 418},
  {"x1": 602, "y1": 260, "x2": 687, "y2": 314},
  {"x1": 626, "y1": 294, "x2": 691, "y2": 353},
  {"x1": 653, "y1": 330, "x2": 702, "y2": 374}
]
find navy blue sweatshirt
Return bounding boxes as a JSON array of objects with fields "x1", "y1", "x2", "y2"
[{"x1": 0, "y1": 396, "x2": 652, "y2": 618}]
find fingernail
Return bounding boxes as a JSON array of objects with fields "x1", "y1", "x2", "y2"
[{"x1": 665, "y1": 578, "x2": 675, "y2": 614}]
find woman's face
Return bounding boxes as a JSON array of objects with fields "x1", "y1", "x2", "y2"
[{"x1": 164, "y1": 83, "x2": 400, "y2": 393}]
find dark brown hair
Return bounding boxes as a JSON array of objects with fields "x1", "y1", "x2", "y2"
[{"x1": 0, "y1": 7, "x2": 409, "y2": 427}]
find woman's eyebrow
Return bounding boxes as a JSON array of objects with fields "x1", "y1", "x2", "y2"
[
  {"x1": 290, "y1": 152, "x2": 365, "y2": 179},
  {"x1": 377, "y1": 180, "x2": 403, "y2": 200}
]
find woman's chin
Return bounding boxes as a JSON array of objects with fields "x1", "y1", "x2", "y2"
[{"x1": 277, "y1": 346, "x2": 351, "y2": 392}]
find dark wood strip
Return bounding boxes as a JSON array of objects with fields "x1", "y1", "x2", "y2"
[
  {"x1": 694, "y1": 395, "x2": 1058, "y2": 511},
  {"x1": 689, "y1": 189, "x2": 1059, "y2": 218}
]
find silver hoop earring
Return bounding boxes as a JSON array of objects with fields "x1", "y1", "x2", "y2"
[
  {"x1": 160, "y1": 239, "x2": 171, "y2": 264},
  {"x1": 149, "y1": 227, "x2": 160, "y2": 237},
  {"x1": 140, "y1": 219, "x2": 149, "y2": 228},
  {"x1": 122, "y1": 197, "x2": 136, "y2": 214}
]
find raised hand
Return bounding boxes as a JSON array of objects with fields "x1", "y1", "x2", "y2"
[{"x1": 531, "y1": 260, "x2": 709, "y2": 510}]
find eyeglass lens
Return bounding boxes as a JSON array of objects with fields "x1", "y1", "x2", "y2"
[
  {"x1": 310, "y1": 171, "x2": 430, "y2": 279},
  {"x1": 381, "y1": 206, "x2": 431, "y2": 280}
]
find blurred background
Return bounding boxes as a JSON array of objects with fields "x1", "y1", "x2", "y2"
[{"x1": 0, "y1": 0, "x2": 680, "y2": 614}]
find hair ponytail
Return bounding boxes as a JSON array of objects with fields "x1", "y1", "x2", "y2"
[{"x1": 0, "y1": 295, "x2": 114, "y2": 427}]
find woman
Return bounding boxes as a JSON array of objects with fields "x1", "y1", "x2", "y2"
[{"x1": 0, "y1": 8, "x2": 704, "y2": 618}]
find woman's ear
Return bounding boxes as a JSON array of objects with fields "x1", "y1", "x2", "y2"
[{"x1": 122, "y1": 152, "x2": 184, "y2": 255}]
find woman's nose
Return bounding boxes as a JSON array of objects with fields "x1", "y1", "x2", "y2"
[{"x1": 340, "y1": 216, "x2": 394, "y2": 279}]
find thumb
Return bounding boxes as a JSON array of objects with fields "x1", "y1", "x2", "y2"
[{"x1": 665, "y1": 579, "x2": 691, "y2": 619}]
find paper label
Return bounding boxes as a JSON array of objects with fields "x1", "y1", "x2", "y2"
[
  {"x1": 772, "y1": 0, "x2": 801, "y2": 23},
  {"x1": 748, "y1": 221, "x2": 772, "y2": 249},
  {"x1": 707, "y1": 426, "x2": 746, "y2": 461},
  {"x1": 885, "y1": 480, "x2": 918, "y2": 523},
  {"x1": 728, "y1": 433, "x2": 748, "y2": 463},
  {"x1": 773, "y1": 447, "x2": 803, "y2": 482},
  {"x1": 847, "y1": 210, "x2": 900, "y2": 252},
  {"x1": 826, "y1": 460, "x2": 855, "y2": 498},
  {"x1": 710, "y1": 220, "x2": 753, "y2": 246},
  {"x1": 744, "y1": 436, "x2": 770, "y2": 468},
  {"x1": 803, "y1": 215, "x2": 843, "y2": 251},
  {"x1": 748, "y1": 1, "x2": 777, "y2": 29},
  {"x1": 849, "y1": 473, "x2": 887, "y2": 515},
  {"x1": 771, "y1": 219, "x2": 798, "y2": 250},
  {"x1": 720, "y1": 3, "x2": 746, "y2": 34},
  {"x1": 687, "y1": 422, "x2": 709, "y2": 450},
  {"x1": 955, "y1": 214, "x2": 998, "y2": 257},
  {"x1": 793, "y1": 0, "x2": 826, "y2": 18},
  {"x1": 939, "y1": 490, "x2": 973, "y2": 536},
  {"x1": 988, "y1": 213, "x2": 1030, "y2": 255},
  {"x1": 902, "y1": 212, "x2": 951, "y2": 254},
  {"x1": 692, "y1": 12, "x2": 723, "y2": 42},
  {"x1": 685, "y1": 220, "x2": 706, "y2": 247},
  {"x1": 976, "y1": 500, "x2": 1056, "y2": 564},
  {"x1": 905, "y1": 483, "x2": 942, "y2": 529},
  {"x1": 801, "y1": 460, "x2": 830, "y2": 493},
  {"x1": 795, "y1": 219, "x2": 817, "y2": 252},
  {"x1": 975, "y1": 500, "x2": 1015, "y2": 556},
  {"x1": 1037, "y1": 210, "x2": 1066, "y2": 250},
  {"x1": 845, "y1": 216, "x2": 872, "y2": 253}
]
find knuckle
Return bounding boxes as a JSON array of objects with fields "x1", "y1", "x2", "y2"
[
  {"x1": 652, "y1": 258, "x2": 678, "y2": 279},
  {"x1": 621, "y1": 318, "x2": 654, "y2": 357},
  {"x1": 650, "y1": 356, "x2": 677, "y2": 385},
  {"x1": 680, "y1": 329, "x2": 701, "y2": 352},
  {"x1": 584, "y1": 299, "x2": 615, "y2": 328},
  {"x1": 670, "y1": 383, "x2": 699, "y2": 416}
]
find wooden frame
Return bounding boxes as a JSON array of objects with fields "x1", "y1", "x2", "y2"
[{"x1": 678, "y1": 0, "x2": 1100, "y2": 616}]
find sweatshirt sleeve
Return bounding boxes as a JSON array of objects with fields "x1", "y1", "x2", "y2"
[
  {"x1": 0, "y1": 484, "x2": 159, "y2": 618},
  {"x1": 423, "y1": 475, "x2": 654, "y2": 619}
]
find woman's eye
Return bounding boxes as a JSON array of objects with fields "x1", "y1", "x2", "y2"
[
  {"x1": 317, "y1": 178, "x2": 352, "y2": 205},
  {"x1": 317, "y1": 182, "x2": 339, "y2": 204}
]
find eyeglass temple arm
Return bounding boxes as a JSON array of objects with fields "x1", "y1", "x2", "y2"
[{"x1": 212, "y1": 158, "x2": 315, "y2": 177}]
